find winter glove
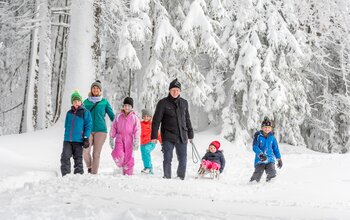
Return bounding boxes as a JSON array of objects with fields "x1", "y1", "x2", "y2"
[
  {"x1": 133, "y1": 139, "x2": 140, "y2": 151},
  {"x1": 259, "y1": 153, "x2": 267, "y2": 162},
  {"x1": 109, "y1": 137, "x2": 115, "y2": 149},
  {"x1": 277, "y1": 159, "x2": 283, "y2": 169},
  {"x1": 83, "y1": 137, "x2": 90, "y2": 149}
]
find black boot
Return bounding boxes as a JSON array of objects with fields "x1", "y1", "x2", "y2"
[{"x1": 266, "y1": 175, "x2": 276, "y2": 182}]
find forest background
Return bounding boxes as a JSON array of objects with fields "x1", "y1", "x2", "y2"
[{"x1": 1, "y1": 0, "x2": 350, "y2": 153}]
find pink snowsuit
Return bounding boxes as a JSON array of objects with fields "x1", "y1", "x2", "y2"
[{"x1": 110, "y1": 111, "x2": 140, "y2": 175}]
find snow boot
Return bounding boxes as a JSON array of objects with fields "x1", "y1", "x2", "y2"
[
  {"x1": 141, "y1": 168, "x2": 153, "y2": 174},
  {"x1": 266, "y1": 175, "x2": 276, "y2": 182}
]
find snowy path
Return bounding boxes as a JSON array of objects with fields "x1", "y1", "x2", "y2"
[{"x1": 0, "y1": 125, "x2": 350, "y2": 219}]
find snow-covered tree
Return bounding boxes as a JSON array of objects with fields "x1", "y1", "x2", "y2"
[
  {"x1": 298, "y1": 0, "x2": 350, "y2": 153},
  {"x1": 22, "y1": 0, "x2": 39, "y2": 133},
  {"x1": 0, "y1": 0, "x2": 35, "y2": 134},
  {"x1": 222, "y1": 0, "x2": 309, "y2": 146},
  {"x1": 37, "y1": 0, "x2": 53, "y2": 129},
  {"x1": 60, "y1": 0, "x2": 95, "y2": 117},
  {"x1": 180, "y1": 0, "x2": 223, "y2": 106},
  {"x1": 140, "y1": 0, "x2": 187, "y2": 110}
]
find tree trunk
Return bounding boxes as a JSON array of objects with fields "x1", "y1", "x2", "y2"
[
  {"x1": 53, "y1": 0, "x2": 70, "y2": 123},
  {"x1": 60, "y1": 0, "x2": 96, "y2": 120},
  {"x1": 93, "y1": 0, "x2": 102, "y2": 77},
  {"x1": 21, "y1": 0, "x2": 39, "y2": 133},
  {"x1": 37, "y1": 0, "x2": 52, "y2": 129}
]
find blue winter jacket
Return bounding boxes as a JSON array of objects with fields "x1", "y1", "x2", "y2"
[
  {"x1": 64, "y1": 105, "x2": 92, "y2": 143},
  {"x1": 252, "y1": 130, "x2": 281, "y2": 166}
]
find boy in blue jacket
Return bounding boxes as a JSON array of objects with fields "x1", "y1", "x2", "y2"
[
  {"x1": 60, "y1": 90, "x2": 92, "y2": 176},
  {"x1": 250, "y1": 117, "x2": 283, "y2": 182}
]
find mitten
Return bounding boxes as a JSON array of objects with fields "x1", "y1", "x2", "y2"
[
  {"x1": 258, "y1": 153, "x2": 267, "y2": 162},
  {"x1": 109, "y1": 137, "x2": 115, "y2": 149},
  {"x1": 133, "y1": 139, "x2": 140, "y2": 151},
  {"x1": 277, "y1": 159, "x2": 283, "y2": 169},
  {"x1": 83, "y1": 137, "x2": 90, "y2": 149}
]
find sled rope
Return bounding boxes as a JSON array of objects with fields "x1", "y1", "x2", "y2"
[{"x1": 191, "y1": 142, "x2": 201, "y2": 164}]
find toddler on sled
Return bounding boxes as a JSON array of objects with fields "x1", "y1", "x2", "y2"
[{"x1": 197, "y1": 140, "x2": 225, "y2": 179}]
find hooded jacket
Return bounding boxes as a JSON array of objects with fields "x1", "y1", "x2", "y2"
[
  {"x1": 252, "y1": 130, "x2": 281, "y2": 166},
  {"x1": 64, "y1": 105, "x2": 92, "y2": 142}
]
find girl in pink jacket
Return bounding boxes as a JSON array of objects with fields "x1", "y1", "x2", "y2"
[{"x1": 110, "y1": 97, "x2": 140, "y2": 175}]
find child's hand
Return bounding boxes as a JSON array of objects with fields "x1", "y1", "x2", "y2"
[
  {"x1": 83, "y1": 138, "x2": 90, "y2": 149},
  {"x1": 133, "y1": 139, "x2": 140, "y2": 151},
  {"x1": 109, "y1": 137, "x2": 115, "y2": 149},
  {"x1": 277, "y1": 159, "x2": 283, "y2": 169},
  {"x1": 258, "y1": 153, "x2": 267, "y2": 161}
]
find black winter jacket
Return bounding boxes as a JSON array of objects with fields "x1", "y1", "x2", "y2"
[
  {"x1": 151, "y1": 94, "x2": 194, "y2": 144},
  {"x1": 202, "y1": 150, "x2": 225, "y2": 173}
]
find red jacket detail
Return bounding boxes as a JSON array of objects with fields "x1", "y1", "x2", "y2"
[{"x1": 141, "y1": 120, "x2": 161, "y2": 145}]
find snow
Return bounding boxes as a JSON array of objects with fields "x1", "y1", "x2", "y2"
[
  {"x1": 0, "y1": 124, "x2": 350, "y2": 219},
  {"x1": 118, "y1": 37, "x2": 142, "y2": 70},
  {"x1": 182, "y1": 1, "x2": 213, "y2": 40},
  {"x1": 62, "y1": 0, "x2": 95, "y2": 115},
  {"x1": 130, "y1": 0, "x2": 150, "y2": 14},
  {"x1": 154, "y1": 17, "x2": 187, "y2": 54}
]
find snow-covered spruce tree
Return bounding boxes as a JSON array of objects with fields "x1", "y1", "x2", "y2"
[
  {"x1": 0, "y1": 0, "x2": 35, "y2": 134},
  {"x1": 202, "y1": 0, "x2": 228, "y2": 124},
  {"x1": 140, "y1": 0, "x2": 187, "y2": 111},
  {"x1": 298, "y1": 0, "x2": 350, "y2": 153},
  {"x1": 100, "y1": 0, "x2": 146, "y2": 109},
  {"x1": 221, "y1": 0, "x2": 309, "y2": 146},
  {"x1": 140, "y1": 0, "x2": 223, "y2": 128},
  {"x1": 264, "y1": 1, "x2": 310, "y2": 146},
  {"x1": 180, "y1": 0, "x2": 222, "y2": 107},
  {"x1": 99, "y1": 0, "x2": 127, "y2": 108}
]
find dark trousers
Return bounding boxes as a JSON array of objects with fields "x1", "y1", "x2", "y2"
[
  {"x1": 250, "y1": 162, "x2": 276, "y2": 182},
  {"x1": 162, "y1": 141, "x2": 187, "y2": 179},
  {"x1": 60, "y1": 141, "x2": 84, "y2": 176}
]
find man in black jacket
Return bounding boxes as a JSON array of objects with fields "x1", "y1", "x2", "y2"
[{"x1": 151, "y1": 79, "x2": 194, "y2": 180}]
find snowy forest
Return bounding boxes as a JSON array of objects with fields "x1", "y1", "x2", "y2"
[{"x1": 1, "y1": 0, "x2": 350, "y2": 153}]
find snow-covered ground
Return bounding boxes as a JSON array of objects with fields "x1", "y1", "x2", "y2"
[{"x1": 0, "y1": 124, "x2": 350, "y2": 219}]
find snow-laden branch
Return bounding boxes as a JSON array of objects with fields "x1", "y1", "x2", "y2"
[
  {"x1": 51, "y1": 7, "x2": 71, "y2": 12},
  {"x1": 1, "y1": 102, "x2": 23, "y2": 114},
  {"x1": 51, "y1": 22, "x2": 70, "y2": 28}
]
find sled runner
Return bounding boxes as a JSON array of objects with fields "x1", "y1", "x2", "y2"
[{"x1": 195, "y1": 166, "x2": 220, "y2": 179}]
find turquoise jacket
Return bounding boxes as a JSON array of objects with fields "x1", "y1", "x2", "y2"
[
  {"x1": 64, "y1": 105, "x2": 92, "y2": 142},
  {"x1": 83, "y1": 97, "x2": 115, "y2": 133}
]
